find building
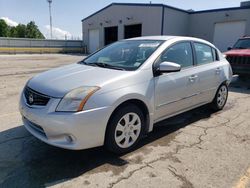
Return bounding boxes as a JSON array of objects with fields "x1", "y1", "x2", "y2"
[{"x1": 82, "y1": 2, "x2": 250, "y2": 53}]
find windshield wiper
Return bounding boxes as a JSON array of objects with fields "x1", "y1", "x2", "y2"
[
  {"x1": 78, "y1": 60, "x2": 87, "y2": 65},
  {"x1": 87, "y1": 62, "x2": 125, "y2": 70}
]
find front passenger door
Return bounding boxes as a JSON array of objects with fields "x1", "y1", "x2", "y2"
[{"x1": 154, "y1": 42, "x2": 199, "y2": 121}]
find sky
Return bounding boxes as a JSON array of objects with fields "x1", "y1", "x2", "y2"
[{"x1": 0, "y1": 0, "x2": 245, "y2": 39}]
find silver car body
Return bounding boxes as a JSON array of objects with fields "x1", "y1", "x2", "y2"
[{"x1": 19, "y1": 36, "x2": 232, "y2": 150}]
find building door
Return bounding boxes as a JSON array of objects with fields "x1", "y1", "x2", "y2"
[
  {"x1": 124, "y1": 24, "x2": 142, "y2": 39},
  {"x1": 89, "y1": 29, "x2": 100, "y2": 53},
  {"x1": 213, "y1": 21, "x2": 246, "y2": 52},
  {"x1": 104, "y1": 26, "x2": 118, "y2": 45}
]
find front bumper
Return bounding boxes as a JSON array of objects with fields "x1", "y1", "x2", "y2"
[{"x1": 19, "y1": 93, "x2": 112, "y2": 150}]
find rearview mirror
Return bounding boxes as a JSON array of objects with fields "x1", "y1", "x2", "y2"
[
  {"x1": 158, "y1": 61, "x2": 181, "y2": 74},
  {"x1": 227, "y1": 47, "x2": 232, "y2": 51}
]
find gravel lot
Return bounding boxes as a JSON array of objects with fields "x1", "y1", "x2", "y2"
[{"x1": 0, "y1": 54, "x2": 249, "y2": 188}]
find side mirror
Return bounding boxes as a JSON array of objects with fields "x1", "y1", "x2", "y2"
[
  {"x1": 227, "y1": 47, "x2": 232, "y2": 51},
  {"x1": 157, "y1": 61, "x2": 181, "y2": 74}
]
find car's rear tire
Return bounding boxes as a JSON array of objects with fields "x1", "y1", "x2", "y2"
[
  {"x1": 105, "y1": 104, "x2": 145, "y2": 154},
  {"x1": 211, "y1": 84, "x2": 228, "y2": 111}
]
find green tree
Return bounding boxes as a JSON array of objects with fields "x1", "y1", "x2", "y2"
[
  {"x1": 26, "y1": 21, "x2": 45, "y2": 39},
  {"x1": 14, "y1": 24, "x2": 26, "y2": 38},
  {"x1": 0, "y1": 20, "x2": 45, "y2": 39},
  {"x1": 8, "y1": 26, "x2": 16, "y2": 37},
  {"x1": 0, "y1": 19, "x2": 8, "y2": 37}
]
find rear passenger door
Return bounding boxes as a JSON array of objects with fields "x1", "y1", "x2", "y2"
[{"x1": 192, "y1": 42, "x2": 222, "y2": 105}]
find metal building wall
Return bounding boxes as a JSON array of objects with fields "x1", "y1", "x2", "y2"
[
  {"x1": 82, "y1": 4, "x2": 163, "y2": 53},
  {"x1": 188, "y1": 9, "x2": 250, "y2": 43},
  {"x1": 82, "y1": 3, "x2": 250, "y2": 53},
  {"x1": 162, "y1": 7, "x2": 189, "y2": 36}
]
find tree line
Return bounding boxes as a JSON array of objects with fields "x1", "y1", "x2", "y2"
[{"x1": 0, "y1": 19, "x2": 45, "y2": 39}]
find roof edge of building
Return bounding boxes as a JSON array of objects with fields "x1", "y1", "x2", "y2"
[
  {"x1": 190, "y1": 6, "x2": 250, "y2": 14},
  {"x1": 81, "y1": 2, "x2": 250, "y2": 22},
  {"x1": 81, "y1": 3, "x2": 189, "y2": 22}
]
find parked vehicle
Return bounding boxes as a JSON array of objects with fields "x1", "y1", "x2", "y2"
[
  {"x1": 225, "y1": 37, "x2": 250, "y2": 77},
  {"x1": 19, "y1": 36, "x2": 232, "y2": 154}
]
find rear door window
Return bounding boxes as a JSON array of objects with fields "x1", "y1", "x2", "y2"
[
  {"x1": 194, "y1": 43, "x2": 214, "y2": 65},
  {"x1": 212, "y1": 48, "x2": 219, "y2": 61}
]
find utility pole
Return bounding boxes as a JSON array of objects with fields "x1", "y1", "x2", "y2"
[{"x1": 47, "y1": 0, "x2": 53, "y2": 39}]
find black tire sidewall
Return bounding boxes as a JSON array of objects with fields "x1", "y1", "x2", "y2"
[{"x1": 105, "y1": 104, "x2": 145, "y2": 154}]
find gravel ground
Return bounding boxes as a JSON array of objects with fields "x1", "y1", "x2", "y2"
[{"x1": 0, "y1": 54, "x2": 249, "y2": 188}]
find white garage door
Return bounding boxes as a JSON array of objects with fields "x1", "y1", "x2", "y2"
[
  {"x1": 213, "y1": 21, "x2": 246, "y2": 52},
  {"x1": 88, "y1": 29, "x2": 100, "y2": 53}
]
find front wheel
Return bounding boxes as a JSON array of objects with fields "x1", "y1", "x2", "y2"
[
  {"x1": 105, "y1": 104, "x2": 145, "y2": 154},
  {"x1": 211, "y1": 84, "x2": 228, "y2": 111}
]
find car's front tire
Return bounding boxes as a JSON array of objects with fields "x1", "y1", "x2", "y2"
[
  {"x1": 105, "y1": 104, "x2": 145, "y2": 154},
  {"x1": 211, "y1": 84, "x2": 228, "y2": 111}
]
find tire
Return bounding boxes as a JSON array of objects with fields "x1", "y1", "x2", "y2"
[
  {"x1": 105, "y1": 104, "x2": 145, "y2": 154},
  {"x1": 211, "y1": 84, "x2": 228, "y2": 111}
]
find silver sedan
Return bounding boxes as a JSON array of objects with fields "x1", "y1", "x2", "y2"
[{"x1": 19, "y1": 36, "x2": 232, "y2": 154}]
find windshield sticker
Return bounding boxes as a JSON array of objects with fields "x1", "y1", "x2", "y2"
[
  {"x1": 134, "y1": 62, "x2": 141, "y2": 67},
  {"x1": 139, "y1": 43, "x2": 160, "y2": 48}
]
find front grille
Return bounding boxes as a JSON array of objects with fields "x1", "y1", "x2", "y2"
[
  {"x1": 226, "y1": 56, "x2": 250, "y2": 66},
  {"x1": 24, "y1": 87, "x2": 50, "y2": 106}
]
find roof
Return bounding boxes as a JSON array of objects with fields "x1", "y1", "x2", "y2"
[
  {"x1": 125, "y1": 35, "x2": 216, "y2": 47},
  {"x1": 189, "y1": 6, "x2": 250, "y2": 14},
  {"x1": 126, "y1": 36, "x2": 177, "y2": 41},
  {"x1": 241, "y1": 36, "x2": 250, "y2": 39},
  {"x1": 81, "y1": 2, "x2": 250, "y2": 22},
  {"x1": 82, "y1": 3, "x2": 188, "y2": 22}
]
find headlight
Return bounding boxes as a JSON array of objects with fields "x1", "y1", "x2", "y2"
[{"x1": 56, "y1": 86, "x2": 100, "y2": 112}]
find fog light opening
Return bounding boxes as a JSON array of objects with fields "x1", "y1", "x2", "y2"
[{"x1": 65, "y1": 135, "x2": 74, "y2": 143}]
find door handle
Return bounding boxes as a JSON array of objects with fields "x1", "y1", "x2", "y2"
[
  {"x1": 215, "y1": 67, "x2": 222, "y2": 74},
  {"x1": 189, "y1": 75, "x2": 198, "y2": 82}
]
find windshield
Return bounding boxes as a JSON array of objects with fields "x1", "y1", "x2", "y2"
[
  {"x1": 80, "y1": 40, "x2": 163, "y2": 71},
  {"x1": 233, "y1": 38, "x2": 250, "y2": 49}
]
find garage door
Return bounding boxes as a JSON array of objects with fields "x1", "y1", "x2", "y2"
[
  {"x1": 124, "y1": 24, "x2": 142, "y2": 39},
  {"x1": 213, "y1": 21, "x2": 246, "y2": 52},
  {"x1": 104, "y1": 26, "x2": 118, "y2": 45},
  {"x1": 88, "y1": 29, "x2": 100, "y2": 53}
]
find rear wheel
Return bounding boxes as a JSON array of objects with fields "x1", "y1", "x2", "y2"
[
  {"x1": 105, "y1": 104, "x2": 145, "y2": 154},
  {"x1": 211, "y1": 84, "x2": 228, "y2": 111}
]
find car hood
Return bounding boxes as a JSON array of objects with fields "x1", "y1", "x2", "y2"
[
  {"x1": 27, "y1": 63, "x2": 132, "y2": 98},
  {"x1": 224, "y1": 49, "x2": 250, "y2": 57}
]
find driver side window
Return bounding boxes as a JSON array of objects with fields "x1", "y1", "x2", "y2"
[{"x1": 158, "y1": 42, "x2": 194, "y2": 68}]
